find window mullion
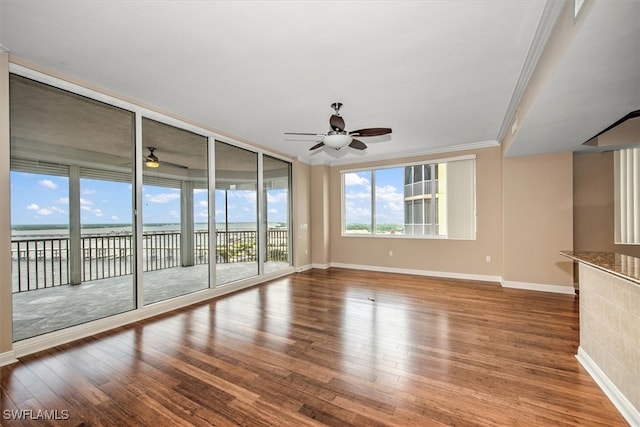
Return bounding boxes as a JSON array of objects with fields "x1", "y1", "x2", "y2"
[{"x1": 371, "y1": 170, "x2": 376, "y2": 235}]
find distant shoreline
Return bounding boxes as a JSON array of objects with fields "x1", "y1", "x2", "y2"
[{"x1": 12, "y1": 222, "x2": 287, "y2": 238}]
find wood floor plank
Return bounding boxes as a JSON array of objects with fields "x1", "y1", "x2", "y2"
[{"x1": 0, "y1": 268, "x2": 630, "y2": 425}]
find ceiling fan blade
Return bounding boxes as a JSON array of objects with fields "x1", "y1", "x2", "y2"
[
  {"x1": 349, "y1": 139, "x2": 367, "y2": 150},
  {"x1": 330, "y1": 114, "x2": 345, "y2": 132},
  {"x1": 349, "y1": 127, "x2": 392, "y2": 137},
  {"x1": 309, "y1": 141, "x2": 325, "y2": 151},
  {"x1": 284, "y1": 132, "x2": 324, "y2": 137},
  {"x1": 162, "y1": 161, "x2": 188, "y2": 169}
]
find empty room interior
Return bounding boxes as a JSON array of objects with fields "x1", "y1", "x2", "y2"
[{"x1": 0, "y1": 0, "x2": 639, "y2": 425}]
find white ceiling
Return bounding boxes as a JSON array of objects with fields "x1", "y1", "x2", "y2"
[{"x1": 1, "y1": 0, "x2": 638, "y2": 165}]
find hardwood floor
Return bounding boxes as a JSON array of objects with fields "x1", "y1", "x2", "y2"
[{"x1": 0, "y1": 268, "x2": 628, "y2": 426}]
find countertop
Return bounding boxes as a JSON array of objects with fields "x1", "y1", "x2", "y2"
[{"x1": 560, "y1": 251, "x2": 640, "y2": 286}]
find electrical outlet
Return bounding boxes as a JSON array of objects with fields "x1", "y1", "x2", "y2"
[
  {"x1": 389, "y1": 250, "x2": 393, "y2": 257},
  {"x1": 486, "y1": 255, "x2": 491, "y2": 262}
]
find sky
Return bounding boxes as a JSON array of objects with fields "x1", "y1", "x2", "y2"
[
  {"x1": 10, "y1": 172, "x2": 288, "y2": 227},
  {"x1": 344, "y1": 167, "x2": 405, "y2": 225}
]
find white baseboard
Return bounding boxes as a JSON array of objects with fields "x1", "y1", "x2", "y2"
[
  {"x1": 576, "y1": 347, "x2": 640, "y2": 426},
  {"x1": 329, "y1": 262, "x2": 502, "y2": 284},
  {"x1": 0, "y1": 350, "x2": 18, "y2": 367},
  {"x1": 501, "y1": 279, "x2": 576, "y2": 295},
  {"x1": 311, "y1": 263, "x2": 331, "y2": 270},
  {"x1": 309, "y1": 264, "x2": 574, "y2": 295},
  {"x1": 295, "y1": 264, "x2": 313, "y2": 273}
]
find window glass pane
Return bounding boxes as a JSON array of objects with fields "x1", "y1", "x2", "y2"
[
  {"x1": 80, "y1": 178, "x2": 133, "y2": 286},
  {"x1": 343, "y1": 158, "x2": 475, "y2": 239},
  {"x1": 344, "y1": 171, "x2": 372, "y2": 234},
  {"x1": 404, "y1": 166, "x2": 413, "y2": 185},
  {"x1": 413, "y1": 199, "x2": 424, "y2": 225},
  {"x1": 194, "y1": 188, "x2": 209, "y2": 265},
  {"x1": 215, "y1": 141, "x2": 258, "y2": 285},
  {"x1": 10, "y1": 74, "x2": 135, "y2": 341},
  {"x1": 414, "y1": 165, "x2": 423, "y2": 182},
  {"x1": 374, "y1": 168, "x2": 404, "y2": 235},
  {"x1": 142, "y1": 118, "x2": 209, "y2": 304},
  {"x1": 263, "y1": 155, "x2": 291, "y2": 273}
]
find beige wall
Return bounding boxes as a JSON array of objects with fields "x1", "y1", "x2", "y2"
[
  {"x1": 574, "y1": 152, "x2": 616, "y2": 252},
  {"x1": 326, "y1": 146, "x2": 503, "y2": 279},
  {"x1": 310, "y1": 164, "x2": 330, "y2": 266},
  {"x1": 574, "y1": 152, "x2": 640, "y2": 257},
  {"x1": 503, "y1": 152, "x2": 574, "y2": 286},
  {"x1": 292, "y1": 159, "x2": 311, "y2": 268},
  {"x1": 502, "y1": 0, "x2": 591, "y2": 156},
  {"x1": 1, "y1": 53, "x2": 12, "y2": 352}
]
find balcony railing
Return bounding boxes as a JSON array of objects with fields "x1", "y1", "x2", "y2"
[{"x1": 11, "y1": 229, "x2": 288, "y2": 293}]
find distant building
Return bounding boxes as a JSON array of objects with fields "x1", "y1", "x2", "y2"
[{"x1": 403, "y1": 163, "x2": 447, "y2": 236}]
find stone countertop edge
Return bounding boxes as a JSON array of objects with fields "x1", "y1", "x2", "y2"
[{"x1": 560, "y1": 250, "x2": 640, "y2": 286}]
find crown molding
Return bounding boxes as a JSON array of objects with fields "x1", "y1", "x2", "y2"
[{"x1": 496, "y1": 0, "x2": 566, "y2": 144}]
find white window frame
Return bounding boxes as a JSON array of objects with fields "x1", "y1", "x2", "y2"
[{"x1": 341, "y1": 154, "x2": 476, "y2": 240}]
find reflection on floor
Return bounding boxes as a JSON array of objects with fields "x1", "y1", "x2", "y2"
[{"x1": 12, "y1": 261, "x2": 289, "y2": 342}]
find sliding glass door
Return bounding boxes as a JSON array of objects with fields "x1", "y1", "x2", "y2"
[
  {"x1": 141, "y1": 118, "x2": 209, "y2": 305},
  {"x1": 262, "y1": 155, "x2": 292, "y2": 274},
  {"x1": 214, "y1": 141, "x2": 258, "y2": 285},
  {"x1": 9, "y1": 74, "x2": 136, "y2": 341},
  {"x1": 8, "y1": 72, "x2": 292, "y2": 343}
]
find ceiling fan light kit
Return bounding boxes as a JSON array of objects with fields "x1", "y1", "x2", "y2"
[
  {"x1": 145, "y1": 147, "x2": 160, "y2": 168},
  {"x1": 323, "y1": 132, "x2": 352, "y2": 150},
  {"x1": 285, "y1": 102, "x2": 392, "y2": 152}
]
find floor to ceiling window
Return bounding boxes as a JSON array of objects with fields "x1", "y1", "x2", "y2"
[
  {"x1": 9, "y1": 74, "x2": 136, "y2": 341},
  {"x1": 141, "y1": 118, "x2": 209, "y2": 305},
  {"x1": 215, "y1": 141, "x2": 259, "y2": 285},
  {"x1": 7, "y1": 68, "x2": 293, "y2": 343},
  {"x1": 262, "y1": 154, "x2": 292, "y2": 274}
]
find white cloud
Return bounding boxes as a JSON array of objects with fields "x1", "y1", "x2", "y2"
[
  {"x1": 267, "y1": 192, "x2": 288, "y2": 204},
  {"x1": 375, "y1": 185, "x2": 403, "y2": 202},
  {"x1": 345, "y1": 191, "x2": 371, "y2": 201},
  {"x1": 38, "y1": 179, "x2": 58, "y2": 190},
  {"x1": 81, "y1": 205, "x2": 103, "y2": 216},
  {"x1": 80, "y1": 198, "x2": 93, "y2": 206},
  {"x1": 229, "y1": 190, "x2": 257, "y2": 205},
  {"x1": 168, "y1": 210, "x2": 180, "y2": 219},
  {"x1": 111, "y1": 216, "x2": 120, "y2": 221},
  {"x1": 82, "y1": 188, "x2": 96, "y2": 195},
  {"x1": 344, "y1": 173, "x2": 370, "y2": 186},
  {"x1": 268, "y1": 208, "x2": 278, "y2": 214},
  {"x1": 27, "y1": 203, "x2": 63, "y2": 216},
  {"x1": 145, "y1": 193, "x2": 180, "y2": 203},
  {"x1": 55, "y1": 197, "x2": 69, "y2": 205},
  {"x1": 199, "y1": 200, "x2": 208, "y2": 207},
  {"x1": 345, "y1": 206, "x2": 372, "y2": 222}
]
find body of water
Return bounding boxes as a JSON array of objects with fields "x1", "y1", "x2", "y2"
[{"x1": 11, "y1": 222, "x2": 285, "y2": 239}]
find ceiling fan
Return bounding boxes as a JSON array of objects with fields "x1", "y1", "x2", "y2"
[
  {"x1": 145, "y1": 147, "x2": 188, "y2": 169},
  {"x1": 285, "y1": 102, "x2": 391, "y2": 151}
]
